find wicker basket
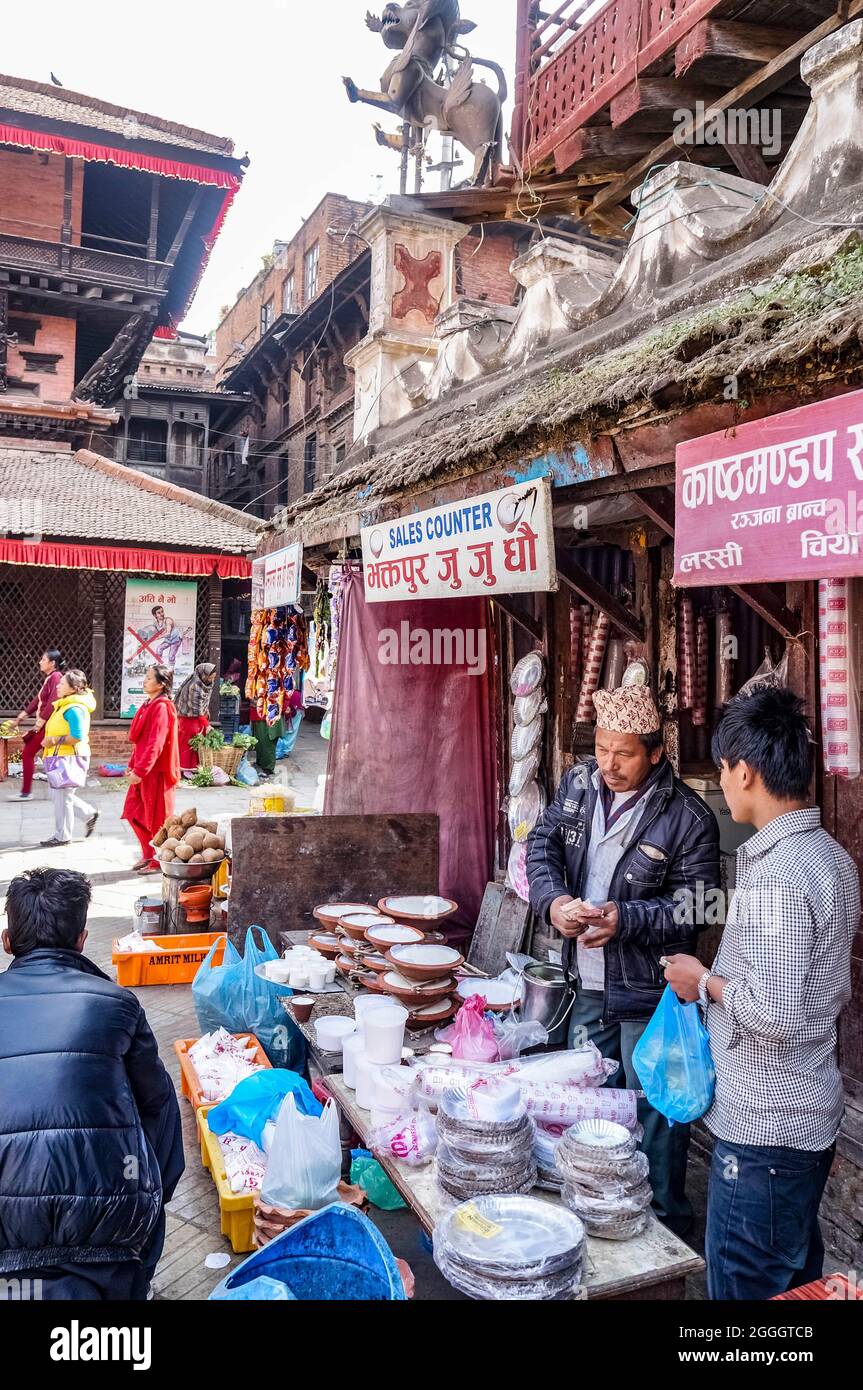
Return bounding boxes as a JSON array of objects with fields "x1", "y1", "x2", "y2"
[{"x1": 198, "y1": 744, "x2": 244, "y2": 777}]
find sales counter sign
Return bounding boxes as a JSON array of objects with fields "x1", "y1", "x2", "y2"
[
  {"x1": 675, "y1": 387, "x2": 863, "y2": 585},
  {"x1": 361, "y1": 478, "x2": 557, "y2": 603}
]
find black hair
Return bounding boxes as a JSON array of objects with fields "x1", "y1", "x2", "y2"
[
  {"x1": 5, "y1": 868, "x2": 92, "y2": 956},
  {"x1": 43, "y1": 649, "x2": 66, "y2": 670},
  {"x1": 639, "y1": 730, "x2": 664, "y2": 755},
  {"x1": 712, "y1": 684, "x2": 812, "y2": 800},
  {"x1": 148, "y1": 663, "x2": 173, "y2": 696}
]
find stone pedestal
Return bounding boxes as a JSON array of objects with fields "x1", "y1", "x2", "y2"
[{"x1": 346, "y1": 204, "x2": 470, "y2": 441}]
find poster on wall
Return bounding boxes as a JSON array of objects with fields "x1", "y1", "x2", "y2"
[{"x1": 121, "y1": 578, "x2": 198, "y2": 718}]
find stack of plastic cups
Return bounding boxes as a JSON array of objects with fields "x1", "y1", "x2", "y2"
[{"x1": 349, "y1": 1002, "x2": 409, "y2": 1110}]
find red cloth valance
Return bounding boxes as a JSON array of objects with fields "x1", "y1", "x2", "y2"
[
  {"x1": 0, "y1": 123, "x2": 241, "y2": 189},
  {"x1": 0, "y1": 539, "x2": 252, "y2": 579}
]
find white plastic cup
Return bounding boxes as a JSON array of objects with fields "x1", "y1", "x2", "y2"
[
  {"x1": 354, "y1": 995, "x2": 399, "y2": 1028},
  {"x1": 324, "y1": 962, "x2": 337, "y2": 984},
  {"x1": 342, "y1": 1030, "x2": 366, "y2": 1090},
  {"x1": 356, "y1": 1053, "x2": 387, "y2": 1110},
  {"x1": 363, "y1": 1004, "x2": 408, "y2": 1065},
  {"x1": 308, "y1": 965, "x2": 328, "y2": 991},
  {"x1": 290, "y1": 967, "x2": 310, "y2": 989}
]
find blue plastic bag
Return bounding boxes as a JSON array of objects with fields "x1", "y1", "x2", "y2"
[
  {"x1": 191, "y1": 926, "x2": 306, "y2": 1071},
  {"x1": 234, "y1": 758, "x2": 260, "y2": 787},
  {"x1": 208, "y1": 1070, "x2": 321, "y2": 1147},
  {"x1": 632, "y1": 985, "x2": 715, "y2": 1124},
  {"x1": 191, "y1": 935, "x2": 242, "y2": 1035}
]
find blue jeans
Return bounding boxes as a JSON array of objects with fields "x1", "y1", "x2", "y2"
[
  {"x1": 706, "y1": 1137, "x2": 834, "y2": 1300},
  {"x1": 569, "y1": 987, "x2": 693, "y2": 1235}
]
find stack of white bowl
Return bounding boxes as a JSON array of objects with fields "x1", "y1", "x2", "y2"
[{"x1": 339, "y1": 996, "x2": 410, "y2": 1115}]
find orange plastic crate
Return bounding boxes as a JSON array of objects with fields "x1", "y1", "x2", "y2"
[
  {"x1": 173, "y1": 1033, "x2": 272, "y2": 1108},
  {"x1": 111, "y1": 932, "x2": 226, "y2": 987}
]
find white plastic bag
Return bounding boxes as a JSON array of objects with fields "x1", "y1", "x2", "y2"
[
  {"x1": 260, "y1": 1095, "x2": 341, "y2": 1211},
  {"x1": 369, "y1": 1109, "x2": 438, "y2": 1167}
]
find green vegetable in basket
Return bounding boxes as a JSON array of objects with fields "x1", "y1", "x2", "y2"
[
  {"x1": 190, "y1": 767, "x2": 216, "y2": 787},
  {"x1": 231, "y1": 733, "x2": 258, "y2": 750},
  {"x1": 190, "y1": 728, "x2": 226, "y2": 752}
]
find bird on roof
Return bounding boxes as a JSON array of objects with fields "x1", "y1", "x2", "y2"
[{"x1": 50, "y1": 72, "x2": 64, "y2": 86}]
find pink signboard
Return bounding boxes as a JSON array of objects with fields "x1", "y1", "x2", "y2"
[{"x1": 674, "y1": 388, "x2": 863, "y2": 586}]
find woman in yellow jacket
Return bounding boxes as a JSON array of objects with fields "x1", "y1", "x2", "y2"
[{"x1": 40, "y1": 670, "x2": 99, "y2": 848}]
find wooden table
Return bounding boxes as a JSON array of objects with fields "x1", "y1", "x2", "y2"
[{"x1": 327, "y1": 1075, "x2": 704, "y2": 1301}]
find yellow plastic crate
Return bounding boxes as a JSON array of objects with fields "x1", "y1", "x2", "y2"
[{"x1": 197, "y1": 1106, "x2": 258, "y2": 1254}]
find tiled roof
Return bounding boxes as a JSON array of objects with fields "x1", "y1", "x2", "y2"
[
  {"x1": 0, "y1": 74, "x2": 234, "y2": 156},
  {"x1": 0, "y1": 447, "x2": 261, "y2": 552}
]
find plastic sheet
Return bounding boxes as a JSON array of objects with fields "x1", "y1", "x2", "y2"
[
  {"x1": 368, "y1": 1109, "x2": 438, "y2": 1168},
  {"x1": 560, "y1": 1150, "x2": 650, "y2": 1197},
  {"x1": 437, "y1": 1110, "x2": 535, "y2": 1159},
  {"x1": 433, "y1": 1195, "x2": 585, "y2": 1301},
  {"x1": 561, "y1": 1186, "x2": 649, "y2": 1240},
  {"x1": 490, "y1": 1014, "x2": 549, "y2": 1061},
  {"x1": 557, "y1": 1119, "x2": 636, "y2": 1172}
]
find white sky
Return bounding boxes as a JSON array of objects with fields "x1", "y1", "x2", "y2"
[{"x1": 4, "y1": 0, "x2": 517, "y2": 335}]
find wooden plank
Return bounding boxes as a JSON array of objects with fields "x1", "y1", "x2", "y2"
[
  {"x1": 327, "y1": 1075, "x2": 704, "y2": 1298},
  {"x1": 633, "y1": 487, "x2": 675, "y2": 537},
  {"x1": 589, "y1": 2, "x2": 863, "y2": 218},
  {"x1": 610, "y1": 79, "x2": 726, "y2": 130},
  {"x1": 724, "y1": 141, "x2": 772, "y2": 184},
  {"x1": 676, "y1": 20, "x2": 810, "y2": 76},
  {"x1": 492, "y1": 594, "x2": 543, "y2": 641},
  {"x1": 556, "y1": 546, "x2": 645, "y2": 643},
  {"x1": 727, "y1": 583, "x2": 798, "y2": 642},
  {"x1": 228, "y1": 814, "x2": 440, "y2": 951},
  {"x1": 467, "y1": 883, "x2": 531, "y2": 975}
]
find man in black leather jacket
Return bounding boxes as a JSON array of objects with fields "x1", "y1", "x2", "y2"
[
  {"x1": 527, "y1": 686, "x2": 720, "y2": 1234},
  {"x1": 0, "y1": 867, "x2": 184, "y2": 1299}
]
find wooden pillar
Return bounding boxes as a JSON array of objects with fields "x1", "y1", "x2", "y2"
[
  {"x1": 90, "y1": 573, "x2": 106, "y2": 717},
  {"x1": 0, "y1": 288, "x2": 8, "y2": 394},
  {"x1": 60, "y1": 158, "x2": 74, "y2": 272},
  {"x1": 147, "y1": 175, "x2": 160, "y2": 261},
  {"x1": 547, "y1": 582, "x2": 574, "y2": 791},
  {"x1": 657, "y1": 541, "x2": 680, "y2": 773},
  {"x1": 207, "y1": 571, "x2": 223, "y2": 721}
]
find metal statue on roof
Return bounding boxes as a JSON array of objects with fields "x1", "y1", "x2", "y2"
[{"x1": 343, "y1": 2, "x2": 506, "y2": 186}]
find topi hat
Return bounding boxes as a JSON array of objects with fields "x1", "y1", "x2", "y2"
[{"x1": 593, "y1": 687, "x2": 661, "y2": 735}]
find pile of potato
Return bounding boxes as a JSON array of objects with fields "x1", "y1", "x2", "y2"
[{"x1": 152, "y1": 808, "x2": 226, "y2": 865}]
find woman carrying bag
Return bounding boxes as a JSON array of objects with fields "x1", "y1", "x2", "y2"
[
  {"x1": 122, "y1": 664, "x2": 180, "y2": 874},
  {"x1": 40, "y1": 670, "x2": 99, "y2": 847}
]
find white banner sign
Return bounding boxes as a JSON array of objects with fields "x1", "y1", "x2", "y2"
[
  {"x1": 361, "y1": 478, "x2": 557, "y2": 603},
  {"x1": 262, "y1": 542, "x2": 302, "y2": 608}
]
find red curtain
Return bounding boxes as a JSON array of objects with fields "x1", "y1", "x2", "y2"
[
  {"x1": 0, "y1": 539, "x2": 251, "y2": 579},
  {"x1": 324, "y1": 569, "x2": 497, "y2": 928}
]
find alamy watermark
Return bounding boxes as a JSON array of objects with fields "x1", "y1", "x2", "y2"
[
  {"x1": 673, "y1": 102, "x2": 781, "y2": 159},
  {"x1": 378, "y1": 621, "x2": 487, "y2": 676}
]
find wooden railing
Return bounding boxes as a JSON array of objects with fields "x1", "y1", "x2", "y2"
[
  {"x1": 0, "y1": 231, "x2": 173, "y2": 292},
  {"x1": 512, "y1": 0, "x2": 727, "y2": 170}
]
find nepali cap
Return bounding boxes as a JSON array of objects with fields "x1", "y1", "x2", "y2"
[{"x1": 593, "y1": 687, "x2": 661, "y2": 734}]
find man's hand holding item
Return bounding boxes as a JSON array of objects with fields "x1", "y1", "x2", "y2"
[{"x1": 578, "y1": 900, "x2": 619, "y2": 948}]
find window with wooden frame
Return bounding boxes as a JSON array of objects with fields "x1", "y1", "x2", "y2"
[
  {"x1": 261, "y1": 298, "x2": 275, "y2": 336},
  {"x1": 303, "y1": 434, "x2": 317, "y2": 494},
  {"x1": 282, "y1": 274, "x2": 295, "y2": 316},
  {"x1": 304, "y1": 243, "x2": 319, "y2": 303}
]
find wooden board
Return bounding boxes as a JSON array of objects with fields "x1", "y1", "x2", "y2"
[
  {"x1": 228, "y1": 813, "x2": 440, "y2": 952},
  {"x1": 327, "y1": 1076, "x2": 704, "y2": 1301},
  {"x1": 467, "y1": 882, "x2": 531, "y2": 976}
]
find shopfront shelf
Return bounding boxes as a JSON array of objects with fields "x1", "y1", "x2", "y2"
[
  {"x1": 111, "y1": 932, "x2": 226, "y2": 987},
  {"x1": 197, "y1": 1106, "x2": 258, "y2": 1254},
  {"x1": 173, "y1": 1034, "x2": 272, "y2": 1109}
]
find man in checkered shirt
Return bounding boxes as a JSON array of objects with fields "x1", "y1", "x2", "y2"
[{"x1": 665, "y1": 685, "x2": 859, "y2": 1301}]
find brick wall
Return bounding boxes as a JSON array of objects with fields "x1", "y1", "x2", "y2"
[
  {"x1": 0, "y1": 149, "x2": 83, "y2": 241},
  {"x1": 457, "y1": 226, "x2": 525, "y2": 306},
  {"x1": 214, "y1": 193, "x2": 368, "y2": 379},
  {"x1": 6, "y1": 311, "x2": 77, "y2": 401}
]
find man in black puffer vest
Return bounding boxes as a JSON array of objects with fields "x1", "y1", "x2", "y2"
[{"x1": 0, "y1": 868, "x2": 184, "y2": 1299}]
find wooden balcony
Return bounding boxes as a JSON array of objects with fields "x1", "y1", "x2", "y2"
[
  {"x1": 510, "y1": 0, "x2": 846, "y2": 229},
  {"x1": 0, "y1": 229, "x2": 173, "y2": 299}
]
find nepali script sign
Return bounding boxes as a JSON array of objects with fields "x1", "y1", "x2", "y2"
[
  {"x1": 261, "y1": 543, "x2": 302, "y2": 608},
  {"x1": 674, "y1": 388, "x2": 863, "y2": 586},
  {"x1": 361, "y1": 478, "x2": 557, "y2": 603}
]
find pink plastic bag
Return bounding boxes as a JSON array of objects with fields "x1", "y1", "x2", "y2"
[{"x1": 440, "y1": 996, "x2": 499, "y2": 1062}]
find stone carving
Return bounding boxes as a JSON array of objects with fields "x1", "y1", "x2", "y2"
[
  {"x1": 343, "y1": 2, "x2": 506, "y2": 185},
  {"x1": 392, "y1": 244, "x2": 443, "y2": 322}
]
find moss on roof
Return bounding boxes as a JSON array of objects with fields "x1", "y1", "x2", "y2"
[{"x1": 271, "y1": 238, "x2": 863, "y2": 541}]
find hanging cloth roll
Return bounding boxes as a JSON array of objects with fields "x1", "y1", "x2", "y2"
[
  {"x1": 678, "y1": 596, "x2": 696, "y2": 712},
  {"x1": 576, "y1": 610, "x2": 610, "y2": 723}
]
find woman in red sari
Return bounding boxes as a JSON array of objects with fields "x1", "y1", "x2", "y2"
[{"x1": 123, "y1": 664, "x2": 180, "y2": 874}]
